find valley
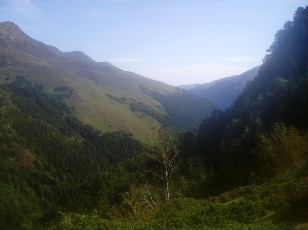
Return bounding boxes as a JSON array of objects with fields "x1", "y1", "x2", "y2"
[{"x1": 0, "y1": 4, "x2": 308, "y2": 230}]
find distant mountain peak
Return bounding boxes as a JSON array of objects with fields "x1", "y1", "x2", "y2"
[
  {"x1": 0, "y1": 21, "x2": 94, "y2": 62},
  {"x1": 0, "y1": 21, "x2": 29, "y2": 42},
  {"x1": 0, "y1": 21, "x2": 19, "y2": 28},
  {"x1": 0, "y1": 21, "x2": 59, "y2": 59}
]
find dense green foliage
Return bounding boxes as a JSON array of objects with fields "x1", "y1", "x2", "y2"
[
  {"x1": 1, "y1": 6, "x2": 308, "y2": 230},
  {"x1": 50, "y1": 163, "x2": 308, "y2": 229},
  {"x1": 197, "y1": 6, "x2": 308, "y2": 190},
  {"x1": 0, "y1": 77, "x2": 142, "y2": 228}
]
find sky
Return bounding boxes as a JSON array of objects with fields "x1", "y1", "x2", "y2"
[{"x1": 0, "y1": 0, "x2": 307, "y2": 86}]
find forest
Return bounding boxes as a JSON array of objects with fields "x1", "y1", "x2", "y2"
[{"x1": 0, "y1": 6, "x2": 308, "y2": 230}]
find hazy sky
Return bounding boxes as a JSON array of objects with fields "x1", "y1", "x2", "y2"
[{"x1": 0, "y1": 0, "x2": 307, "y2": 85}]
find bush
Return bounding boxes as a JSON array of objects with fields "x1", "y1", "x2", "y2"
[{"x1": 252, "y1": 123, "x2": 306, "y2": 179}]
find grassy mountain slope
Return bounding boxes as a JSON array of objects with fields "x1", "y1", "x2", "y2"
[{"x1": 0, "y1": 21, "x2": 215, "y2": 142}]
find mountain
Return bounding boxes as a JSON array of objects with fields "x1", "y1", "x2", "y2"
[
  {"x1": 0, "y1": 21, "x2": 215, "y2": 142},
  {"x1": 180, "y1": 67, "x2": 259, "y2": 109}
]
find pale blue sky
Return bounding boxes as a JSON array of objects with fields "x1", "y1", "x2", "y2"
[{"x1": 0, "y1": 0, "x2": 307, "y2": 85}]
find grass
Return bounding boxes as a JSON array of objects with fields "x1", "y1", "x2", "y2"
[
  {"x1": 1, "y1": 46, "x2": 215, "y2": 143},
  {"x1": 65, "y1": 75, "x2": 161, "y2": 143},
  {"x1": 0, "y1": 54, "x2": 167, "y2": 143}
]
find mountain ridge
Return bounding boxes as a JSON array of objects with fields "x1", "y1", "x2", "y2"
[{"x1": 0, "y1": 21, "x2": 215, "y2": 142}]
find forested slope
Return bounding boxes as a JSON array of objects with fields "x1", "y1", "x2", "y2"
[
  {"x1": 47, "y1": 6, "x2": 308, "y2": 230},
  {"x1": 197, "y1": 5, "x2": 308, "y2": 187},
  {"x1": 0, "y1": 76, "x2": 142, "y2": 229}
]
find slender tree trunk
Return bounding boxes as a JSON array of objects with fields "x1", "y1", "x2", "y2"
[
  {"x1": 166, "y1": 179, "x2": 170, "y2": 201},
  {"x1": 145, "y1": 130, "x2": 180, "y2": 203}
]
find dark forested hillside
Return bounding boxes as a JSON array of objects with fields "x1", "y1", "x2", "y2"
[
  {"x1": 0, "y1": 76, "x2": 142, "y2": 229},
  {"x1": 197, "y1": 6, "x2": 308, "y2": 189}
]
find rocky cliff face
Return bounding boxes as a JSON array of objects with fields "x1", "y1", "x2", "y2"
[
  {"x1": 0, "y1": 21, "x2": 61, "y2": 59},
  {"x1": 0, "y1": 21, "x2": 93, "y2": 62},
  {"x1": 0, "y1": 21, "x2": 30, "y2": 42}
]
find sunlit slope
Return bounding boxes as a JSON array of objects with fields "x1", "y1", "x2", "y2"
[
  {"x1": 0, "y1": 21, "x2": 215, "y2": 142},
  {"x1": 0, "y1": 56, "x2": 163, "y2": 142}
]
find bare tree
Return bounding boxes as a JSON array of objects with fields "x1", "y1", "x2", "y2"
[{"x1": 145, "y1": 130, "x2": 180, "y2": 201}]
